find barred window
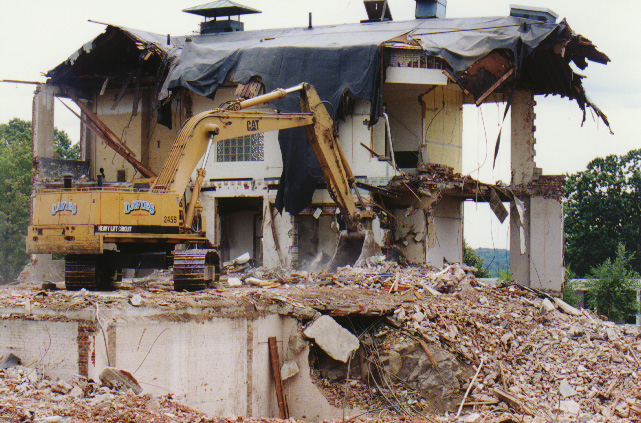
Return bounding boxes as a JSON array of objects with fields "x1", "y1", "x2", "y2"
[{"x1": 216, "y1": 133, "x2": 264, "y2": 162}]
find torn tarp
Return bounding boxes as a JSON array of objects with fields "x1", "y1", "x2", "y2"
[{"x1": 47, "y1": 17, "x2": 609, "y2": 216}]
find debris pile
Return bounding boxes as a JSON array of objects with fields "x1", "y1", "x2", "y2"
[
  {"x1": 3, "y1": 259, "x2": 641, "y2": 422},
  {"x1": 297, "y1": 262, "x2": 641, "y2": 422},
  {"x1": 0, "y1": 363, "x2": 208, "y2": 422}
]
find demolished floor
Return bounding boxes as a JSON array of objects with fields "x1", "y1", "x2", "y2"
[{"x1": 1, "y1": 260, "x2": 640, "y2": 423}]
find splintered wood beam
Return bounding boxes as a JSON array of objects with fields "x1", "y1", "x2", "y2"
[
  {"x1": 60, "y1": 86, "x2": 156, "y2": 178},
  {"x1": 475, "y1": 67, "x2": 515, "y2": 106},
  {"x1": 268, "y1": 337, "x2": 289, "y2": 419}
]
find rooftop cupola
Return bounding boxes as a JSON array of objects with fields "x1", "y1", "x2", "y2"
[{"x1": 183, "y1": 0, "x2": 262, "y2": 34}]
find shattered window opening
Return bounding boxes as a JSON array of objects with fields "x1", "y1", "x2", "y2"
[
  {"x1": 216, "y1": 133, "x2": 264, "y2": 162},
  {"x1": 388, "y1": 49, "x2": 443, "y2": 69}
]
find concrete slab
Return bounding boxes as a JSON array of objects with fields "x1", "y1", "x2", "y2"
[{"x1": 303, "y1": 315, "x2": 359, "y2": 363}]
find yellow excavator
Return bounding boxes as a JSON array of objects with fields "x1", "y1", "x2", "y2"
[{"x1": 26, "y1": 83, "x2": 376, "y2": 291}]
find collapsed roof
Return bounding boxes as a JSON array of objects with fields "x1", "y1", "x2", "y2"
[
  {"x1": 48, "y1": 15, "x2": 609, "y2": 126},
  {"x1": 46, "y1": 15, "x2": 610, "y2": 214}
]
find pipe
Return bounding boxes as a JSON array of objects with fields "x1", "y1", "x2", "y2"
[{"x1": 238, "y1": 84, "x2": 305, "y2": 109}]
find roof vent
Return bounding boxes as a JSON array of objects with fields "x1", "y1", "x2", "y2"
[
  {"x1": 415, "y1": 0, "x2": 446, "y2": 19},
  {"x1": 510, "y1": 5, "x2": 557, "y2": 23},
  {"x1": 361, "y1": 0, "x2": 393, "y2": 23},
  {"x1": 183, "y1": 0, "x2": 262, "y2": 34}
]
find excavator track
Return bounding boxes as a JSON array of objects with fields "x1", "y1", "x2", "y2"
[
  {"x1": 173, "y1": 249, "x2": 219, "y2": 291},
  {"x1": 65, "y1": 255, "x2": 115, "y2": 291}
]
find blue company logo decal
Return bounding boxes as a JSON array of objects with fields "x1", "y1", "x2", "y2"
[
  {"x1": 124, "y1": 200, "x2": 156, "y2": 215},
  {"x1": 52, "y1": 201, "x2": 77, "y2": 215}
]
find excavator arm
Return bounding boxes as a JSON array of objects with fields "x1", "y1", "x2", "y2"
[{"x1": 152, "y1": 83, "x2": 372, "y2": 231}]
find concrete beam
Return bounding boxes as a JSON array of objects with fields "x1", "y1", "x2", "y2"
[{"x1": 32, "y1": 84, "x2": 55, "y2": 158}]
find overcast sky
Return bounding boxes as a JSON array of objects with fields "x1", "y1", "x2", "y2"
[{"x1": 0, "y1": 0, "x2": 638, "y2": 250}]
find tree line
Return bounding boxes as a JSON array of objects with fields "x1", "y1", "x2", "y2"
[{"x1": 0, "y1": 118, "x2": 79, "y2": 284}]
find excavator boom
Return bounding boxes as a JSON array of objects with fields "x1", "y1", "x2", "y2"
[{"x1": 27, "y1": 83, "x2": 377, "y2": 291}]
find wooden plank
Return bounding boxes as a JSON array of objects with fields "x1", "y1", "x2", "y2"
[
  {"x1": 493, "y1": 387, "x2": 536, "y2": 416},
  {"x1": 476, "y1": 67, "x2": 515, "y2": 106},
  {"x1": 268, "y1": 337, "x2": 289, "y2": 419}
]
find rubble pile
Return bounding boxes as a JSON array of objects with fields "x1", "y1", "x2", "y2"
[
  {"x1": 3, "y1": 259, "x2": 641, "y2": 422},
  {"x1": 0, "y1": 364, "x2": 208, "y2": 422},
  {"x1": 302, "y1": 262, "x2": 641, "y2": 422}
]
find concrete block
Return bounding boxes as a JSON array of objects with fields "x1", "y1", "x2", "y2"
[
  {"x1": 559, "y1": 378, "x2": 577, "y2": 398},
  {"x1": 281, "y1": 360, "x2": 299, "y2": 380},
  {"x1": 288, "y1": 330, "x2": 307, "y2": 356},
  {"x1": 303, "y1": 315, "x2": 359, "y2": 363},
  {"x1": 540, "y1": 298, "x2": 556, "y2": 313},
  {"x1": 559, "y1": 399, "x2": 580, "y2": 414},
  {"x1": 99, "y1": 367, "x2": 142, "y2": 395},
  {"x1": 553, "y1": 298, "x2": 581, "y2": 316}
]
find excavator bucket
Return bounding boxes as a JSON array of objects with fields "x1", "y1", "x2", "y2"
[{"x1": 326, "y1": 229, "x2": 381, "y2": 271}]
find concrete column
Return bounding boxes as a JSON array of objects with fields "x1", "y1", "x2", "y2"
[
  {"x1": 510, "y1": 89, "x2": 536, "y2": 186},
  {"x1": 509, "y1": 89, "x2": 535, "y2": 286},
  {"x1": 508, "y1": 91, "x2": 564, "y2": 293},
  {"x1": 32, "y1": 84, "x2": 55, "y2": 159},
  {"x1": 79, "y1": 109, "x2": 93, "y2": 162},
  {"x1": 529, "y1": 197, "x2": 564, "y2": 294}
]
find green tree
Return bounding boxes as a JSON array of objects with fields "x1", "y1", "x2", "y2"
[
  {"x1": 564, "y1": 149, "x2": 641, "y2": 277},
  {"x1": 562, "y1": 267, "x2": 579, "y2": 307},
  {"x1": 54, "y1": 128, "x2": 80, "y2": 160},
  {"x1": 463, "y1": 240, "x2": 490, "y2": 278},
  {"x1": 586, "y1": 244, "x2": 639, "y2": 322},
  {"x1": 0, "y1": 119, "x2": 33, "y2": 283},
  {"x1": 0, "y1": 119, "x2": 79, "y2": 284}
]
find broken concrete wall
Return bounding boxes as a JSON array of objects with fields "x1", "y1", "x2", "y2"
[
  {"x1": 429, "y1": 196, "x2": 463, "y2": 266},
  {"x1": 37, "y1": 157, "x2": 90, "y2": 181},
  {"x1": 421, "y1": 86, "x2": 463, "y2": 172},
  {"x1": 393, "y1": 205, "x2": 427, "y2": 263},
  {"x1": 261, "y1": 197, "x2": 294, "y2": 269},
  {"x1": 90, "y1": 91, "x2": 145, "y2": 181},
  {"x1": 90, "y1": 313, "x2": 282, "y2": 417},
  {"x1": 295, "y1": 214, "x2": 337, "y2": 270},
  {"x1": 0, "y1": 309, "x2": 359, "y2": 421},
  {"x1": 0, "y1": 319, "x2": 80, "y2": 380},
  {"x1": 337, "y1": 99, "x2": 395, "y2": 178}
]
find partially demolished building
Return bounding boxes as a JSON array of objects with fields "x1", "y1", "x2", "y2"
[{"x1": 30, "y1": 0, "x2": 610, "y2": 294}]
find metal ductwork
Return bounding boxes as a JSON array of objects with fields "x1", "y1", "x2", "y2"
[{"x1": 415, "y1": 0, "x2": 446, "y2": 19}]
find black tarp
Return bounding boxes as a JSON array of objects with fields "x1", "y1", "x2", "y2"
[{"x1": 158, "y1": 17, "x2": 568, "y2": 214}]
